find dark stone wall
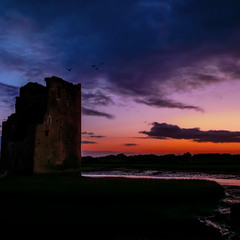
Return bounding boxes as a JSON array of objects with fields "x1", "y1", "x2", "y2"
[
  {"x1": 0, "y1": 82, "x2": 47, "y2": 174},
  {"x1": 0, "y1": 77, "x2": 81, "y2": 174},
  {"x1": 34, "y1": 77, "x2": 81, "y2": 172}
]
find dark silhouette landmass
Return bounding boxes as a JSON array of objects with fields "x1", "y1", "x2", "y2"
[
  {"x1": 82, "y1": 153, "x2": 240, "y2": 173},
  {"x1": 0, "y1": 174, "x2": 225, "y2": 240}
]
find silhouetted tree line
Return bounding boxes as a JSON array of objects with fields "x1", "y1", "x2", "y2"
[{"x1": 82, "y1": 153, "x2": 240, "y2": 166}]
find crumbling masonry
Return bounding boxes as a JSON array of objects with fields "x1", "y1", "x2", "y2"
[{"x1": 0, "y1": 76, "x2": 81, "y2": 174}]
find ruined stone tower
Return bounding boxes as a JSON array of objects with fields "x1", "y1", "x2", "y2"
[{"x1": 0, "y1": 76, "x2": 81, "y2": 174}]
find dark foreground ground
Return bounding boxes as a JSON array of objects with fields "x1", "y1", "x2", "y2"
[{"x1": 0, "y1": 173, "x2": 226, "y2": 239}]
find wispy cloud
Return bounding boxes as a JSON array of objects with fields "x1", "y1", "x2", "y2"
[
  {"x1": 123, "y1": 143, "x2": 138, "y2": 146},
  {"x1": 81, "y1": 141, "x2": 97, "y2": 144},
  {"x1": 90, "y1": 135, "x2": 105, "y2": 139},
  {"x1": 82, "y1": 132, "x2": 94, "y2": 135},
  {"x1": 82, "y1": 90, "x2": 114, "y2": 106},
  {"x1": 82, "y1": 131, "x2": 105, "y2": 138},
  {"x1": 82, "y1": 107, "x2": 115, "y2": 119},
  {"x1": 0, "y1": 83, "x2": 19, "y2": 109},
  {"x1": 140, "y1": 122, "x2": 240, "y2": 143},
  {"x1": 135, "y1": 97, "x2": 203, "y2": 112}
]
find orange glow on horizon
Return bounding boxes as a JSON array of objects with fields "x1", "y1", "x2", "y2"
[{"x1": 82, "y1": 138, "x2": 240, "y2": 155}]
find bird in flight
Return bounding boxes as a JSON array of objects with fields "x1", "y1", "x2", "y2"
[
  {"x1": 91, "y1": 63, "x2": 104, "y2": 70},
  {"x1": 66, "y1": 68, "x2": 72, "y2": 71}
]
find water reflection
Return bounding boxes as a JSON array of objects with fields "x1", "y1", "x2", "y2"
[{"x1": 82, "y1": 170, "x2": 240, "y2": 186}]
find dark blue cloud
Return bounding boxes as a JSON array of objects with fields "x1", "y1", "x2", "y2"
[
  {"x1": 0, "y1": 83, "x2": 19, "y2": 108},
  {"x1": 1, "y1": 0, "x2": 240, "y2": 111}
]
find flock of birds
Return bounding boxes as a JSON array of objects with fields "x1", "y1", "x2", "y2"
[
  {"x1": 91, "y1": 62, "x2": 104, "y2": 70},
  {"x1": 66, "y1": 62, "x2": 104, "y2": 72}
]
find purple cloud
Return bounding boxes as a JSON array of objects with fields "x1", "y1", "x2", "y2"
[
  {"x1": 140, "y1": 122, "x2": 240, "y2": 143},
  {"x1": 135, "y1": 97, "x2": 203, "y2": 112},
  {"x1": 82, "y1": 107, "x2": 115, "y2": 119},
  {"x1": 82, "y1": 90, "x2": 114, "y2": 106}
]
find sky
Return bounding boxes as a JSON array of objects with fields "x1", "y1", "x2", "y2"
[{"x1": 1, "y1": 0, "x2": 240, "y2": 157}]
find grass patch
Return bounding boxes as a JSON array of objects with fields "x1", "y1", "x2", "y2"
[{"x1": 0, "y1": 175, "x2": 225, "y2": 239}]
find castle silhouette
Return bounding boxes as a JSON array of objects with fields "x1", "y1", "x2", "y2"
[{"x1": 0, "y1": 76, "x2": 81, "y2": 174}]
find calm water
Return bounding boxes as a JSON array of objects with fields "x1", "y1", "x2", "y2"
[
  {"x1": 82, "y1": 170, "x2": 240, "y2": 240},
  {"x1": 82, "y1": 170, "x2": 240, "y2": 186}
]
